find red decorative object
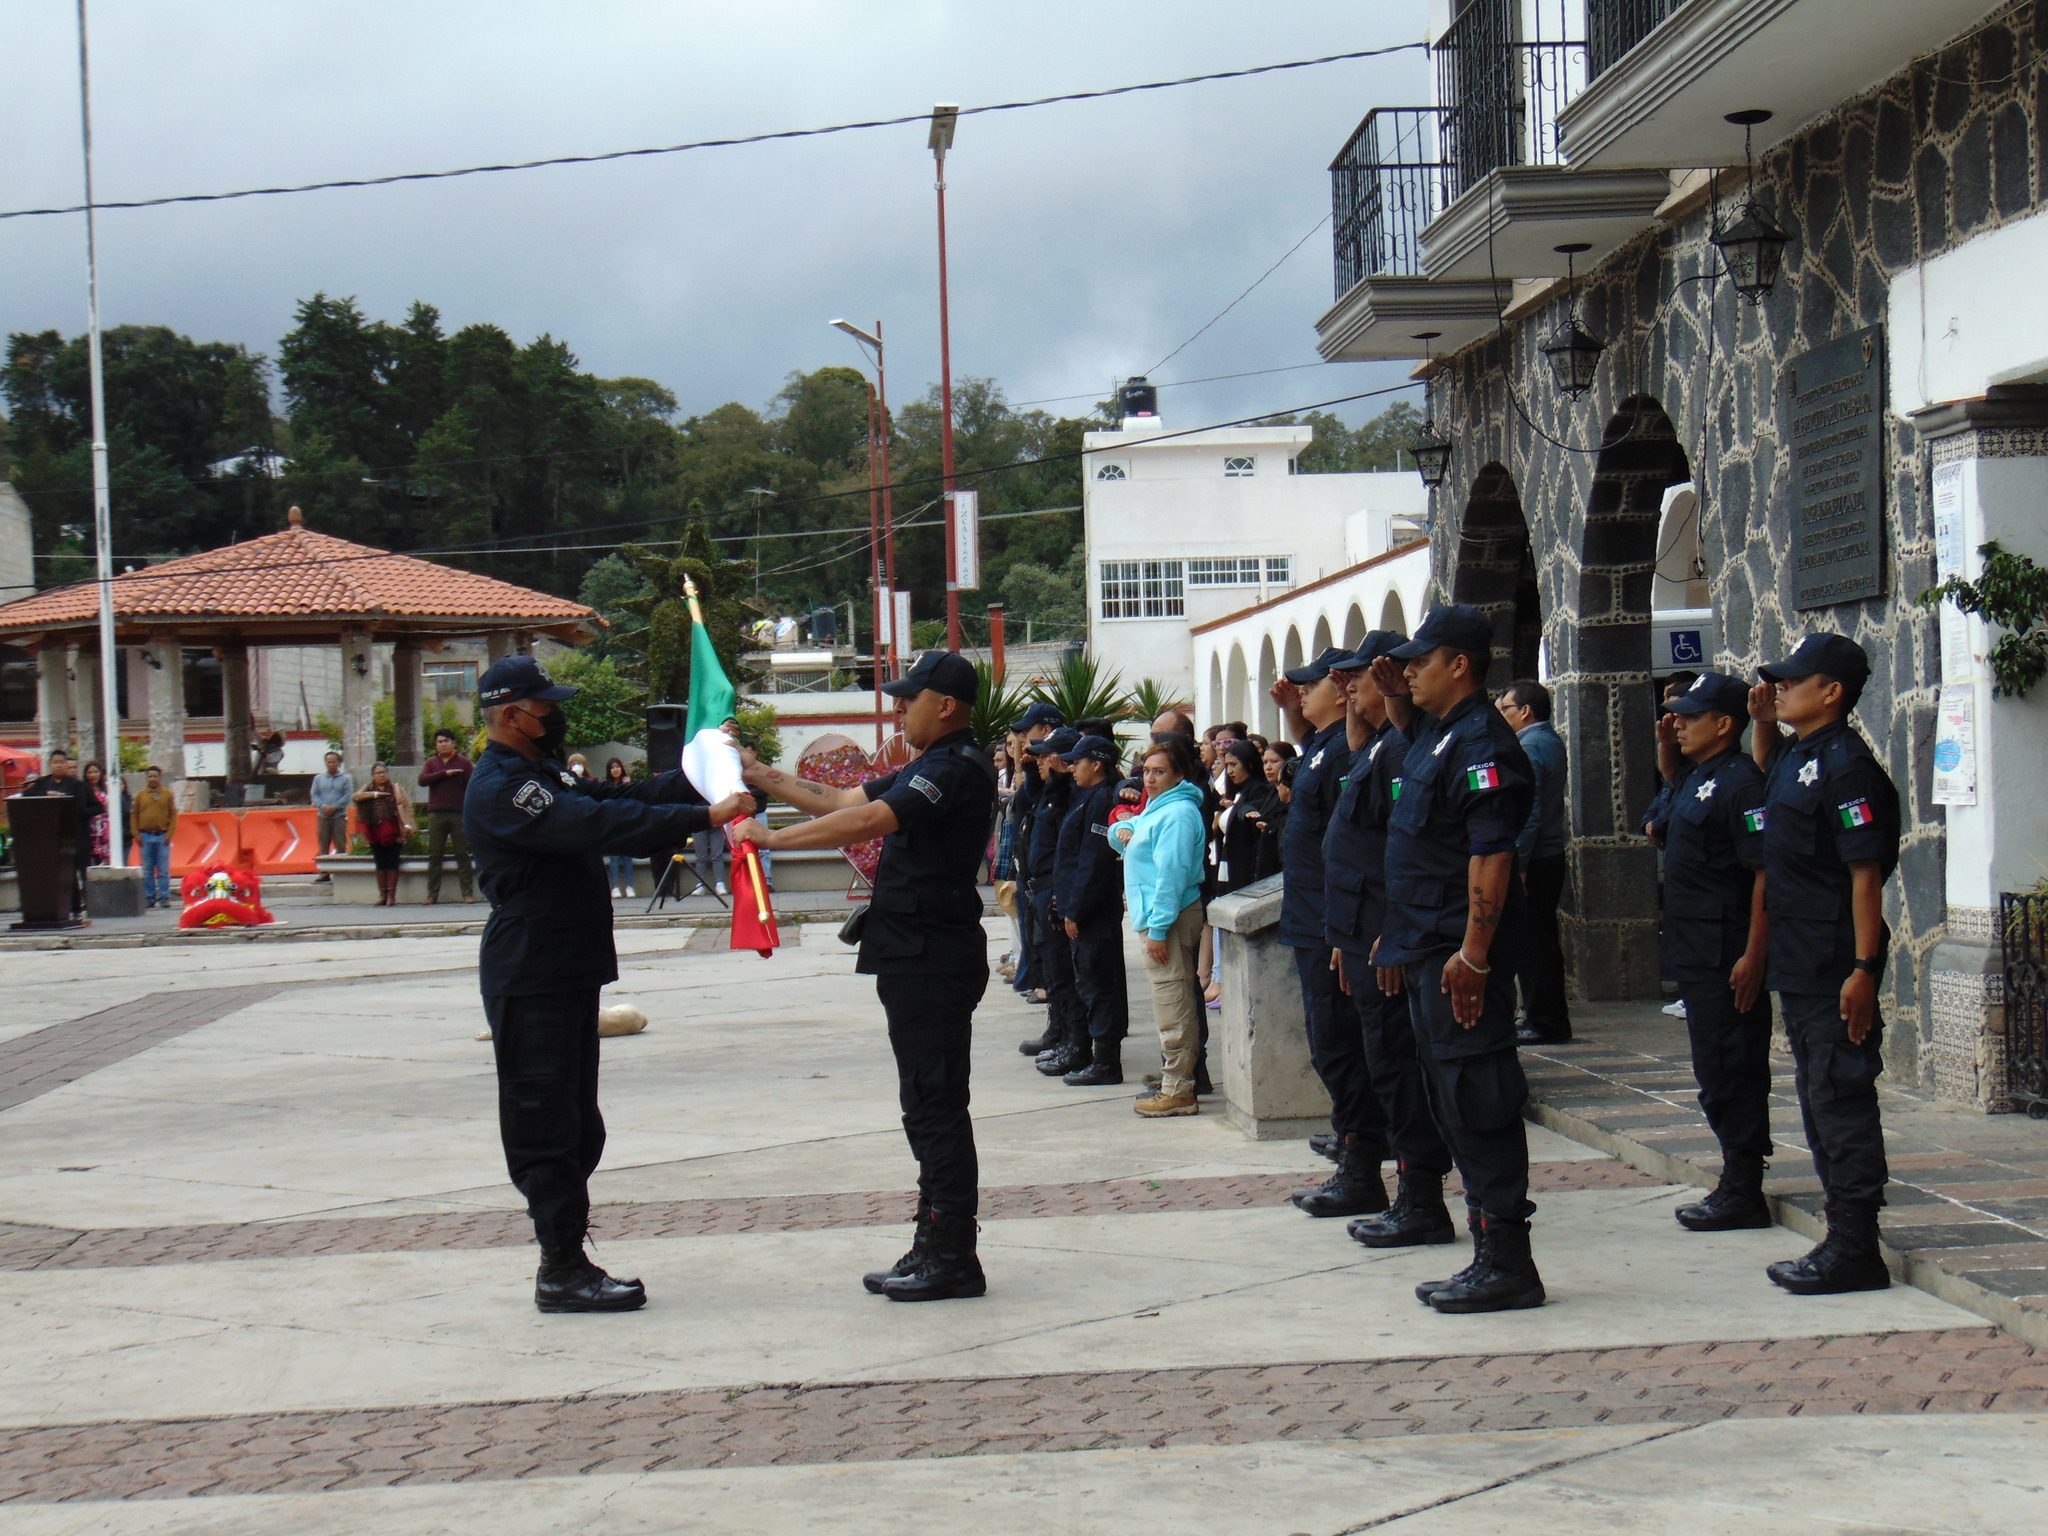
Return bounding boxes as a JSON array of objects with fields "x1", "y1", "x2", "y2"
[
  {"x1": 728, "y1": 838, "x2": 780, "y2": 957},
  {"x1": 177, "y1": 864, "x2": 275, "y2": 928},
  {"x1": 795, "y1": 733, "x2": 912, "y2": 890}
]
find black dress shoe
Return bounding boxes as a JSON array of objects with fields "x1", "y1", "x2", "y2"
[
  {"x1": 1514, "y1": 1019, "x2": 1573, "y2": 1046},
  {"x1": 535, "y1": 1250, "x2": 646, "y2": 1313}
]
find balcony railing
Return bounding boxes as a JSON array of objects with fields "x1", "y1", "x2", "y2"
[
  {"x1": 1329, "y1": 106, "x2": 1450, "y2": 296},
  {"x1": 1433, "y1": 0, "x2": 1587, "y2": 199},
  {"x1": 1586, "y1": 0, "x2": 1687, "y2": 79}
]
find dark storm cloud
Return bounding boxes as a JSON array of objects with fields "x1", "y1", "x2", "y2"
[{"x1": 2, "y1": 1, "x2": 1428, "y2": 429}]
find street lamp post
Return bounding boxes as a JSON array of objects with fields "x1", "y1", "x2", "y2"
[
  {"x1": 830, "y1": 319, "x2": 898, "y2": 685},
  {"x1": 930, "y1": 104, "x2": 962, "y2": 653}
]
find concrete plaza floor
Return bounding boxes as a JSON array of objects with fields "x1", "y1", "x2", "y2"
[{"x1": 1, "y1": 925, "x2": 2045, "y2": 1532}]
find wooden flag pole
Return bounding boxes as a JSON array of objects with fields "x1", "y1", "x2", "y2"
[{"x1": 684, "y1": 575, "x2": 769, "y2": 924}]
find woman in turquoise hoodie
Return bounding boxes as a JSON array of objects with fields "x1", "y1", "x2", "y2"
[{"x1": 1110, "y1": 736, "x2": 1208, "y2": 1116}]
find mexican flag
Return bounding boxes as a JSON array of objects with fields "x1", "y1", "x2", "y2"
[
  {"x1": 1466, "y1": 763, "x2": 1501, "y2": 792},
  {"x1": 678, "y1": 586, "x2": 778, "y2": 957}
]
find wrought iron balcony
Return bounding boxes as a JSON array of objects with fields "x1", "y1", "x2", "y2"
[
  {"x1": 1434, "y1": 0, "x2": 1588, "y2": 200},
  {"x1": 1329, "y1": 106, "x2": 1450, "y2": 297},
  {"x1": 1586, "y1": 0, "x2": 1688, "y2": 80}
]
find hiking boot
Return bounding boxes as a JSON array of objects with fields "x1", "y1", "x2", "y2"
[
  {"x1": 1135, "y1": 1089, "x2": 1198, "y2": 1117},
  {"x1": 534, "y1": 1245, "x2": 646, "y2": 1314},
  {"x1": 1064, "y1": 1037, "x2": 1123, "y2": 1087},
  {"x1": 1349, "y1": 1166, "x2": 1457, "y2": 1248},
  {"x1": 880, "y1": 1211, "x2": 987, "y2": 1302},
  {"x1": 1292, "y1": 1134, "x2": 1390, "y2": 1218},
  {"x1": 863, "y1": 1199, "x2": 931, "y2": 1295},
  {"x1": 1676, "y1": 1152, "x2": 1772, "y2": 1232},
  {"x1": 1414, "y1": 1211, "x2": 1485, "y2": 1303},
  {"x1": 1428, "y1": 1216, "x2": 1546, "y2": 1313},
  {"x1": 1767, "y1": 1202, "x2": 1890, "y2": 1295}
]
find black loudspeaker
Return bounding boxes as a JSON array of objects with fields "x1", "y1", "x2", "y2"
[{"x1": 645, "y1": 704, "x2": 687, "y2": 775}]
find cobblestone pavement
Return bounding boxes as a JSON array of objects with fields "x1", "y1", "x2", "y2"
[{"x1": 1, "y1": 932, "x2": 2044, "y2": 1532}]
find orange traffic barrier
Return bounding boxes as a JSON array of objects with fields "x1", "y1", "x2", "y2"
[
  {"x1": 169, "y1": 812, "x2": 240, "y2": 877},
  {"x1": 238, "y1": 807, "x2": 321, "y2": 875}
]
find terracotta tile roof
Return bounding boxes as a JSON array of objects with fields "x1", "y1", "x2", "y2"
[{"x1": 0, "y1": 527, "x2": 594, "y2": 636}]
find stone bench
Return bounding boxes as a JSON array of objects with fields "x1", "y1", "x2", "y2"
[{"x1": 1207, "y1": 874, "x2": 1330, "y2": 1140}]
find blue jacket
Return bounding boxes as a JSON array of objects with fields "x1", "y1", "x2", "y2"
[
  {"x1": 1514, "y1": 720, "x2": 1568, "y2": 862},
  {"x1": 1111, "y1": 778, "x2": 1205, "y2": 939}
]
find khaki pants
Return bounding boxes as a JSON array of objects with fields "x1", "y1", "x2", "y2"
[{"x1": 1141, "y1": 901, "x2": 1205, "y2": 1096}]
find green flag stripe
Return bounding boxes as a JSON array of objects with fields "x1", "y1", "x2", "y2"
[{"x1": 684, "y1": 617, "x2": 737, "y2": 741}]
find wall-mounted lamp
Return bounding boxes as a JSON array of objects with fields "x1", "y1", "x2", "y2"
[
  {"x1": 351, "y1": 652, "x2": 369, "y2": 678},
  {"x1": 1709, "y1": 109, "x2": 1790, "y2": 305},
  {"x1": 1541, "y1": 243, "x2": 1607, "y2": 403},
  {"x1": 1405, "y1": 332, "x2": 1454, "y2": 490}
]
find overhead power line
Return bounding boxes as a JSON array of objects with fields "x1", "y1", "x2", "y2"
[{"x1": 0, "y1": 42, "x2": 1428, "y2": 221}]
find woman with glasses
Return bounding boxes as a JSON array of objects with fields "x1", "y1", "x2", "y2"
[{"x1": 1109, "y1": 735, "x2": 1209, "y2": 1117}]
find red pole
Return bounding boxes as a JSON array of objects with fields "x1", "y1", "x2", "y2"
[
  {"x1": 936, "y1": 147, "x2": 961, "y2": 653},
  {"x1": 875, "y1": 319, "x2": 898, "y2": 681},
  {"x1": 988, "y1": 603, "x2": 1005, "y2": 676},
  {"x1": 866, "y1": 385, "x2": 884, "y2": 751}
]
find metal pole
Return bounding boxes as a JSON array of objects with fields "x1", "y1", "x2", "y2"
[
  {"x1": 75, "y1": 0, "x2": 123, "y2": 868},
  {"x1": 875, "y1": 320, "x2": 899, "y2": 680},
  {"x1": 935, "y1": 145, "x2": 961, "y2": 652},
  {"x1": 866, "y1": 385, "x2": 883, "y2": 751}
]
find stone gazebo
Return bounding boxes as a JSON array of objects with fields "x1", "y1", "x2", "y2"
[{"x1": 0, "y1": 508, "x2": 596, "y2": 785}]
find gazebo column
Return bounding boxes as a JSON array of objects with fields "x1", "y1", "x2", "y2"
[
  {"x1": 146, "y1": 635, "x2": 187, "y2": 781},
  {"x1": 73, "y1": 648, "x2": 107, "y2": 769},
  {"x1": 36, "y1": 644, "x2": 74, "y2": 761},
  {"x1": 339, "y1": 628, "x2": 376, "y2": 780},
  {"x1": 391, "y1": 641, "x2": 424, "y2": 765},
  {"x1": 222, "y1": 644, "x2": 252, "y2": 786},
  {"x1": 486, "y1": 631, "x2": 517, "y2": 665}
]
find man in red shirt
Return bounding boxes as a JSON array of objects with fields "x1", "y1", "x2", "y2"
[{"x1": 418, "y1": 728, "x2": 477, "y2": 903}]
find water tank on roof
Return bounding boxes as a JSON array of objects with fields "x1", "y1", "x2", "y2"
[{"x1": 1117, "y1": 377, "x2": 1158, "y2": 421}]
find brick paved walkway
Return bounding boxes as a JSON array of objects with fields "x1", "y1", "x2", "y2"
[
  {"x1": 0, "y1": 985, "x2": 281, "y2": 1113},
  {"x1": 0, "y1": 1160, "x2": 1653, "y2": 1271},
  {"x1": 0, "y1": 1327, "x2": 2035, "y2": 1504}
]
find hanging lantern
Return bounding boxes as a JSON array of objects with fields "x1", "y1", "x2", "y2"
[
  {"x1": 1543, "y1": 244, "x2": 1605, "y2": 403},
  {"x1": 1710, "y1": 110, "x2": 1790, "y2": 305},
  {"x1": 1406, "y1": 331, "x2": 1453, "y2": 488}
]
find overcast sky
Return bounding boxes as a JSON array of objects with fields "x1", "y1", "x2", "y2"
[{"x1": 3, "y1": 2, "x2": 1429, "y2": 436}]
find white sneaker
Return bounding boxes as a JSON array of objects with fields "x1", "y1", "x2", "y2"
[
  {"x1": 611, "y1": 887, "x2": 623, "y2": 898},
  {"x1": 1660, "y1": 1000, "x2": 1687, "y2": 1018},
  {"x1": 715, "y1": 881, "x2": 729, "y2": 897}
]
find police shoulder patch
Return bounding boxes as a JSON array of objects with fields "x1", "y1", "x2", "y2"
[
  {"x1": 909, "y1": 774, "x2": 943, "y2": 803},
  {"x1": 512, "y1": 780, "x2": 554, "y2": 817}
]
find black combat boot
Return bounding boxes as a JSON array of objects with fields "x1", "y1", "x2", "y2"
[
  {"x1": 534, "y1": 1242, "x2": 647, "y2": 1314},
  {"x1": 1193, "y1": 1055, "x2": 1214, "y2": 1097},
  {"x1": 1064, "y1": 1035, "x2": 1123, "y2": 1087},
  {"x1": 1291, "y1": 1134, "x2": 1390, "y2": 1218},
  {"x1": 862, "y1": 1198, "x2": 930, "y2": 1294},
  {"x1": 880, "y1": 1210, "x2": 987, "y2": 1302},
  {"x1": 1427, "y1": 1215, "x2": 1546, "y2": 1313},
  {"x1": 1414, "y1": 1209, "x2": 1486, "y2": 1304},
  {"x1": 1309, "y1": 1133, "x2": 1339, "y2": 1162},
  {"x1": 1348, "y1": 1164, "x2": 1457, "y2": 1248},
  {"x1": 1017, "y1": 1023, "x2": 1059, "y2": 1056},
  {"x1": 1037, "y1": 1013, "x2": 1089, "y2": 1076},
  {"x1": 1675, "y1": 1151, "x2": 1772, "y2": 1232},
  {"x1": 1767, "y1": 1201, "x2": 1890, "y2": 1295}
]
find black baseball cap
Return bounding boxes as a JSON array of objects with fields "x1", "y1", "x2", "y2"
[
  {"x1": 1663, "y1": 671, "x2": 1749, "y2": 720},
  {"x1": 1330, "y1": 629, "x2": 1408, "y2": 671},
  {"x1": 479, "y1": 654, "x2": 577, "y2": 708},
  {"x1": 1059, "y1": 733, "x2": 1121, "y2": 766},
  {"x1": 1390, "y1": 604, "x2": 1492, "y2": 660},
  {"x1": 1028, "y1": 726, "x2": 1081, "y2": 756},
  {"x1": 882, "y1": 650, "x2": 979, "y2": 703},
  {"x1": 1284, "y1": 645, "x2": 1354, "y2": 685},
  {"x1": 1013, "y1": 700, "x2": 1064, "y2": 732},
  {"x1": 1758, "y1": 634, "x2": 1871, "y2": 693}
]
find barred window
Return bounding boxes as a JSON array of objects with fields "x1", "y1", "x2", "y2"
[
  {"x1": 1265, "y1": 556, "x2": 1293, "y2": 585},
  {"x1": 1099, "y1": 559, "x2": 1185, "y2": 619},
  {"x1": 1094, "y1": 462, "x2": 1127, "y2": 481},
  {"x1": 1186, "y1": 557, "x2": 1267, "y2": 587},
  {"x1": 1223, "y1": 455, "x2": 1256, "y2": 477}
]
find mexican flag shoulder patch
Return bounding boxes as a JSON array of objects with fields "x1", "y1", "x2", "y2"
[
  {"x1": 1838, "y1": 798, "x2": 1873, "y2": 829},
  {"x1": 1742, "y1": 808, "x2": 1766, "y2": 833},
  {"x1": 1466, "y1": 763, "x2": 1501, "y2": 792}
]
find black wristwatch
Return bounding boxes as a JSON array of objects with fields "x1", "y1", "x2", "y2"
[{"x1": 1851, "y1": 957, "x2": 1883, "y2": 976}]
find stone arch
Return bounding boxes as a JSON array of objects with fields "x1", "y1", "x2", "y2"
[
  {"x1": 1207, "y1": 650, "x2": 1224, "y2": 723},
  {"x1": 1553, "y1": 396, "x2": 1693, "y2": 1000},
  {"x1": 1283, "y1": 627, "x2": 1304, "y2": 676},
  {"x1": 1225, "y1": 642, "x2": 1250, "y2": 726},
  {"x1": 1310, "y1": 614, "x2": 1334, "y2": 657},
  {"x1": 1448, "y1": 462, "x2": 1540, "y2": 690},
  {"x1": 1379, "y1": 589, "x2": 1407, "y2": 635},
  {"x1": 1341, "y1": 602, "x2": 1367, "y2": 651},
  {"x1": 1256, "y1": 634, "x2": 1280, "y2": 739}
]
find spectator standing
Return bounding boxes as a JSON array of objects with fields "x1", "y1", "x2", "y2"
[
  {"x1": 602, "y1": 758, "x2": 637, "y2": 896},
  {"x1": 1496, "y1": 680, "x2": 1573, "y2": 1045},
  {"x1": 354, "y1": 762, "x2": 415, "y2": 905},
  {"x1": 1109, "y1": 735, "x2": 1208, "y2": 1117},
  {"x1": 1215, "y1": 740, "x2": 1283, "y2": 892},
  {"x1": 23, "y1": 749, "x2": 94, "y2": 916},
  {"x1": 1055, "y1": 735, "x2": 1131, "y2": 1086},
  {"x1": 1264, "y1": 742, "x2": 1297, "y2": 802},
  {"x1": 310, "y1": 751, "x2": 355, "y2": 879},
  {"x1": 417, "y1": 729, "x2": 477, "y2": 904},
  {"x1": 79, "y1": 761, "x2": 117, "y2": 868},
  {"x1": 132, "y1": 765, "x2": 178, "y2": 909}
]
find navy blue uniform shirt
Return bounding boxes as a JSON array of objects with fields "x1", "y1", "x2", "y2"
[
  {"x1": 466, "y1": 743, "x2": 714, "y2": 998},
  {"x1": 1053, "y1": 780, "x2": 1121, "y2": 927},
  {"x1": 1651, "y1": 746, "x2": 1767, "y2": 973},
  {"x1": 858, "y1": 730, "x2": 998, "y2": 975},
  {"x1": 1323, "y1": 719, "x2": 1408, "y2": 956},
  {"x1": 1279, "y1": 719, "x2": 1351, "y2": 949},
  {"x1": 1378, "y1": 693, "x2": 1534, "y2": 968},
  {"x1": 1760, "y1": 721, "x2": 1900, "y2": 994}
]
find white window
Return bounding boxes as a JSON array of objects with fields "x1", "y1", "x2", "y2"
[
  {"x1": 1264, "y1": 556, "x2": 1292, "y2": 585},
  {"x1": 1223, "y1": 455, "x2": 1256, "y2": 477},
  {"x1": 1093, "y1": 462, "x2": 1127, "y2": 481},
  {"x1": 1186, "y1": 557, "x2": 1267, "y2": 587},
  {"x1": 1099, "y1": 559, "x2": 1185, "y2": 619}
]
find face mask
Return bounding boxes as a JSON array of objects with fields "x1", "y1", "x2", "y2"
[{"x1": 530, "y1": 706, "x2": 568, "y2": 759}]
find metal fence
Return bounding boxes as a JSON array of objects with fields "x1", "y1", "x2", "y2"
[
  {"x1": 1329, "y1": 107, "x2": 1450, "y2": 296},
  {"x1": 1433, "y1": 0, "x2": 1587, "y2": 201},
  {"x1": 2002, "y1": 891, "x2": 2048, "y2": 1116},
  {"x1": 1586, "y1": 0, "x2": 1688, "y2": 80}
]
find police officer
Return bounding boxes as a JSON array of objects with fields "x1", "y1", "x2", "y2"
[
  {"x1": 1324, "y1": 634, "x2": 1458, "y2": 1247},
  {"x1": 1367, "y1": 605, "x2": 1542, "y2": 1314},
  {"x1": 733, "y1": 650, "x2": 998, "y2": 1302},
  {"x1": 1273, "y1": 645, "x2": 1390, "y2": 1219},
  {"x1": 1648, "y1": 673, "x2": 1773, "y2": 1233},
  {"x1": 1748, "y1": 634, "x2": 1899, "y2": 1295},
  {"x1": 1025, "y1": 727, "x2": 1087, "y2": 1077},
  {"x1": 1055, "y1": 734, "x2": 1131, "y2": 1086},
  {"x1": 465, "y1": 655, "x2": 752, "y2": 1314},
  {"x1": 1011, "y1": 702, "x2": 1063, "y2": 1034}
]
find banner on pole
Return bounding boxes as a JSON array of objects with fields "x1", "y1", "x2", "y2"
[{"x1": 952, "y1": 489, "x2": 980, "y2": 591}]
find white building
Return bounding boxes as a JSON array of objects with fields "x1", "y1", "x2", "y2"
[{"x1": 1082, "y1": 402, "x2": 1426, "y2": 699}]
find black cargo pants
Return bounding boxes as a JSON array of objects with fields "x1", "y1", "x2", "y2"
[
  {"x1": 1780, "y1": 990, "x2": 1888, "y2": 1209},
  {"x1": 877, "y1": 968, "x2": 989, "y2": 1217},
  {"x1": 1404, "y1": 951, "x2": 1534, "y2": 1223},
  {"x1": 1677, "y1": 968, "x2": 1775, "y2": 1161},
  {"x1": 488, "y1": 989, "x2": 605, "y2": 1251}
]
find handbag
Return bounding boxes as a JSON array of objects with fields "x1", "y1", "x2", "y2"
[{"x1": 837, "y1": 904, "x2": 869, "y2": 947}]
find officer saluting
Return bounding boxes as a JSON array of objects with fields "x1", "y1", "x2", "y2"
[
  {"x1": 731, "y1": 650, "x2": 998, "y2": 1302},
  {"x1": 1368, "y1": 604, "x2": 1543, "y2": 1314},
  {"x1": 1649, "y1": 673, "x2": 1773, "y2": 1232},
  {"x1": 1749, "y1": 634, "x2": 1900, "y2": 1295},
  {"x1": 465, "y1": 654, "x2": 752, "y2": 1314}
]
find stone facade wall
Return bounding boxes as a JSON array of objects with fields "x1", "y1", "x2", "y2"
[{"x1": 1425, "y1": 2, "x2": 2048, "y2": 1093}]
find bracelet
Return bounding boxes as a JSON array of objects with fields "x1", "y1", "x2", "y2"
[{"x1": 1453, "y1": 950, "x2": 1491, "y2": 976}]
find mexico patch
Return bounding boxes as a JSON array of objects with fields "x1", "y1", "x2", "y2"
[
  {"x1": 1466, "y1": 763, "x2": 1501, "y2": 791},
  {"x1": 1838, "y1": 798, "x2": 1873, "y2": 829},
  {"x1": 1742, "y1": 808, "x2": 1766, "y2": 833},
  {"x1": 909, "y1": 774, "x2": 943, "y2": 803},
  {"x1": 1390, "y1": 778, "x2": 1404, "y2": 802},
  {"x1": 512, "y1": 781, "x2": 554, "y2": 817}
]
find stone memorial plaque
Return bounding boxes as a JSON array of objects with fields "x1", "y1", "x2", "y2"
[{"x1": 1786, "y1": 325, "x2": 1886, "y2": 609}]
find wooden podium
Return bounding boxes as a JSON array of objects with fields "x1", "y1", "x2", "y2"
[{"x1": 7, "y1": 793, "x2": 86, "y2": 931}]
